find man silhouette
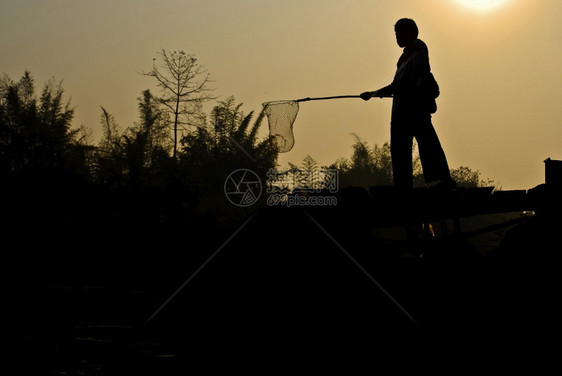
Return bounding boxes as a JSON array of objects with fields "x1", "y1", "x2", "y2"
[{"x1": 361, "y1": 18, "x2": 456, "y2": 191}]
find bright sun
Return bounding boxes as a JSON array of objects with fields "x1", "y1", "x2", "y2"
[{"x1": 456, "y1": 0, "x2": 510, "y2": 11}]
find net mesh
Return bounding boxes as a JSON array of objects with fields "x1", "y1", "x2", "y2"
[{"x1": 262, "y1": 100, "x2": 299, "y2": 153}]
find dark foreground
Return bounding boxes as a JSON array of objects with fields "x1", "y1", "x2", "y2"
[{"x1": 9, "y1": 185, "x2": 562, "y2": 374}]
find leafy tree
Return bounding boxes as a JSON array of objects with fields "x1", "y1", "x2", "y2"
[
  {"x1": 371, "y1": 142, "x2": 394, "y2": 184},
  {"x1": 98, "y1": 106, "x2": 121, "y2": 157},
  {"x1": 135, "y1": 89, "x2": 170, "y2": 160},
  {"x1": 94, "y1": 106, "x2": 124, "y2": 187},
  {"x1": 332, "y1": 134, "x2": 397, "y2": 188},
  {"x1": 327, "y1": 134, "x2": 491, "y2": 189},
  {"x1": 133, "y1": 89, "x2": 174, "y2": 188},
  {"x1": 287, "y1": 155, "x2": 319, "y2": 190},
  {"x1": 0, "y1": 71, "x2": 82, "y2": 174},
  {"x1": 142, "y1": 49, "x2": 215, "y2": 158},
  {"x1": 350, "y1": 134, "x2": 374, "y2": 171},
  {"x1": 301, "y1": 155, "x2": 319, "y2": 189},
  {"x1": 179, "y1": 96, "x2": 277, "y2": 196},
  {"x1": 450, "y1": 166, "x2": 494, "y2": 188},
  {"x1": 96, "y1": 91, "x2": 175, "y2": 189}
]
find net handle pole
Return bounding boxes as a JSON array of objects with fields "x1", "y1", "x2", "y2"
[{"x1": 295, "y1": 95, "x2": 361, "y2": 102}]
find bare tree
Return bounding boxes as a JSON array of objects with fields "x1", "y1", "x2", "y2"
[{"x1": 142, "y1": 49, "x2": 215, "y2": 158}]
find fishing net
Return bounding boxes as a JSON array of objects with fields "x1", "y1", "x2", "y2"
[
  {"x1": 262, "y1": 100, "x2": 299, "y2": 153},
  {"x1": 262, "y1": 95, "x2": 360, "y2": 153}
]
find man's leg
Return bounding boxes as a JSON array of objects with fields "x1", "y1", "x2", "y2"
[
  {"x1": 415, "y1": 117, "x2": 452, "y2": 184},
  {"x1": 390, "y1": 123, "x2": 414, "y2": 189}
]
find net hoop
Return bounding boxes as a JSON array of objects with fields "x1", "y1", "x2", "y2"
[
  {"x1": 262, "y1": 100, "x2": 299, "y2": 153},
  {"x1": 261, "y1": 95, "x2": 361, "y2": 153}
]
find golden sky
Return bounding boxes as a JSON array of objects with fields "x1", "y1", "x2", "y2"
[{"x1": 1, "y1": 0, "x2": 561, "y2": 190}]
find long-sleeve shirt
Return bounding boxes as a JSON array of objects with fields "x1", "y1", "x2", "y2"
[{"x1": 382, "y1": 39, "x2": 437, "y2": 121}]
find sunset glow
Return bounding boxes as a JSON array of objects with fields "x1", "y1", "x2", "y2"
[
  {"x1": 1, "y1": 0, "x2": 560, "y2": 190},
  {"x1": 456, "y1": 0, "x2": 511, "y2": 12},
  {"x1": 4, "y1": 3, "x2": 561, "y2": 366}
]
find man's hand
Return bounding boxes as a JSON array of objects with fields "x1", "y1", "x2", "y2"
[
  {"x1": 360, "y1": 91, "x2": 374, "y2": 101},
  {"x1": 361, "y1": 89, "x2": 390, "y2": 100}
]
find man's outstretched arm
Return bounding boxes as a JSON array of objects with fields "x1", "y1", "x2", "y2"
[{"x1": 360, "y1": 84, "x2": 394, "y2": 100}]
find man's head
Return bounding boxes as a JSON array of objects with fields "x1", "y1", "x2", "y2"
[{"x1": 394, "y1": 18, "x2": 419, "y2": 48}]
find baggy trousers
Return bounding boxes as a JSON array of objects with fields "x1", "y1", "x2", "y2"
[{"x1": 391, "y1": 114, "x2": 451, "y2": 189}]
